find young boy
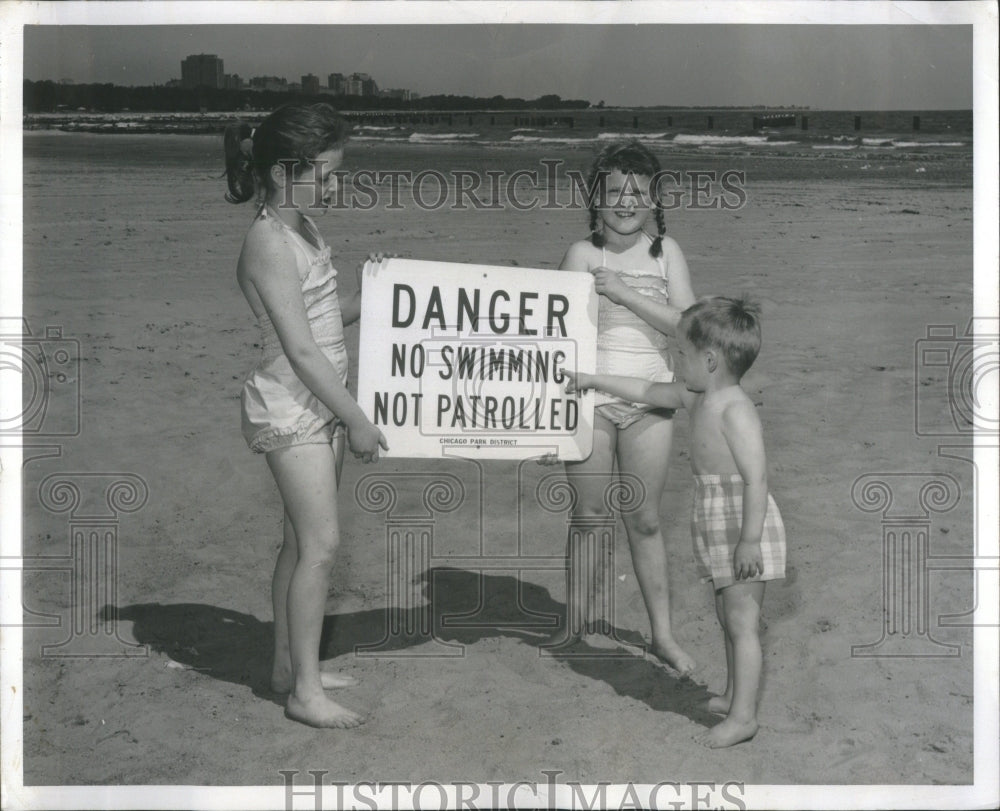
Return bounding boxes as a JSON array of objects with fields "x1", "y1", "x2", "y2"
[{"x1": 562, "y1": 296, "x2": 786, "y2": 748}]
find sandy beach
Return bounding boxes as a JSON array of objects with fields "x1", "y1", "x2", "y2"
[{"x1": 17, "y1": 130, "x2": 975, "y2": 792}]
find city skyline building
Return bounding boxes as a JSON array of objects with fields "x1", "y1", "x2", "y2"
[
  {"x1": 301, "y1": 73, "x2": 320, "y2": 95},
  {"x1": 180, "y1": 53, "x2": 223, "y2": 89},
  {"x1": 248, "y1": 75, "x2": 288, "y2": 93},
  {"x1": 381, "y1": 88, "x2": 411, "y2": 102},
  {"x1": 175, "y1": 54, "x2": 410, "y2": 98},
  {"x1": 346, "y1": 72, "x2": 378, "y2": 97}
]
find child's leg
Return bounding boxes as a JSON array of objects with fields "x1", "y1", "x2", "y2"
[
  {"x1": 549, "y1": 416, "x2": 616, "y2": 645},
  {"x1": 696, "y1": 581, "x2": 764, "y2": 748},
  {"x1": 704, "y1": 590, "x2": 735, "y2": 714},
  {"x1": 271, "y1": 508, "x2": 357, "y2": 692},
  {"x1": 266, "y1": 442, "x2": 364, "y2": 728},
  {"x1": 269, "y1": 512, "x2": 297, "y2": 687},
  {"x1": 616, "y1": 415, "x2": 696, "y2": 676}
]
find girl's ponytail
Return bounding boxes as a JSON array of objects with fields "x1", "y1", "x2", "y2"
[{"x1": 224, "y1": 122, "x2": 257, "y2": 204}]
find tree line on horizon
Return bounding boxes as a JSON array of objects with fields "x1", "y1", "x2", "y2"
[{"x1": 23, "y1": 80, "x2": 592, "y2": 114}]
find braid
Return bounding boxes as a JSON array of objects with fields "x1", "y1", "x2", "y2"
[
  {"x1": 649, "y1": 206, "x2": 666, "y2": 258},
  {"x1": 586, "y1": 161, "x2": 606, "y2": 247},
  {"x1": 589, "y1": 206, "x2": 605, "y2": 248}
]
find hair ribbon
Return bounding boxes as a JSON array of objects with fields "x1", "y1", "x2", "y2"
[{"x1": 240, "y1": 127, "x2": 256, "y2": 156}]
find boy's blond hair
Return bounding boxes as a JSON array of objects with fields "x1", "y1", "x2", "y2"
[{"x1": 680, "y1": 296, "x2": 762, "y2": 378}]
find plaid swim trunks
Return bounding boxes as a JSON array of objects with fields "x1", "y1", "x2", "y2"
[{"x1": 691, "y1": 473, "x2": 786, "y2": 590}]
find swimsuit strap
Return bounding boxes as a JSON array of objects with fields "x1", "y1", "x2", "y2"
[
  {"x1": 602, "y1": 232, "x2": 666, "y2": 278},
  {"x1": 259, "y1": 204, "x2": 325, "y2": 254}
]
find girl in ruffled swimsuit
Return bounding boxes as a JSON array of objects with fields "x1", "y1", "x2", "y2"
[
  {"x1": 594, "y1": 234, "x2": 676, "y2": 428},
  {"x1": 224, "y1": 103, "x2": 387, "y2": 729},
  {"x1": 555, "y1": 141, "x2": 698, "y2": 675}
]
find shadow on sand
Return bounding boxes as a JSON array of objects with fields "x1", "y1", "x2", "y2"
[{"x1": 111, "y1": 566, "x2": 715, "y2": 725}]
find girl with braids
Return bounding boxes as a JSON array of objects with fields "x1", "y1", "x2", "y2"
[
  {"x1": 224, "y1": 103, "x2": 387, "y2": 728},
  {"x1": 555, "y1": 140, "x2": 697, "y2": 675}
]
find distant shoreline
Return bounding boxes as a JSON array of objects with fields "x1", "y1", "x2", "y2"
[{"x1": 23, "y1": 108, "x2": 973, "y2": 140}]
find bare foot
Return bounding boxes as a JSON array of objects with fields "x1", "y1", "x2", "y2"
[
  {"x1": 701, "y1": 694, "x2": 732, "y2": 715},
  {"x1": 694, "y1": 717, "x2": 758, "y2": 748},
  {"x1": 650, "y1": 639, "x2": 698, "y2": 678},
  {"x1": 271, "y1": 669, "x2": 358, "y2": 693},
  {"x1": 285, "y1": 693, "x2": 366, "y2": 729}
]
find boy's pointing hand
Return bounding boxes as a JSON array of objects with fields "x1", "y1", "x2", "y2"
[{"x1": 559, "y1": 367, "x2": 592, "y2": 395}]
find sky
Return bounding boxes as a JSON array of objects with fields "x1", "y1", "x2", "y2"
[{"x1": 21, "y1": 22, "x2": 973, "y2": 110}]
